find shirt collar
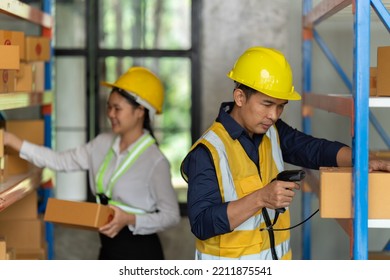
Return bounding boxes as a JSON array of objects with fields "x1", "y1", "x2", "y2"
[
  {"x1": 112, "y1": 130, "x2": 150, "y2": 155},
  {"x1": 217, "y1": 102, "x2": 246, "y2": 140},
  {"x1": 217, "y1": 101, "x2": 264, "y2": 144}
]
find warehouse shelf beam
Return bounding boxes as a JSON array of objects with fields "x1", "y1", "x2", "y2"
[
  {"x1": 303, "y1": 0, "x2": 352, "y2": 27},
  {"x1": 370, "y1": 97, "x2": 390, "y2": 107},
  {"x1": 303, "y1": 93, "x2": 354, "y2": 118},
  {"x1": 0, "y1": 92, "x2": 52, "y2": 110},
  {"x1": 0, "y1": 0, "x2": 52, "y2": 28},
  {"x1": 0, "y1": 169, "x2": 42, "y2": 213}
]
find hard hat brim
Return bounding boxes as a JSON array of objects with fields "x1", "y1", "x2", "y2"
[{"x1": 100, "y1": 81, "x2": 117, "y2": 88}]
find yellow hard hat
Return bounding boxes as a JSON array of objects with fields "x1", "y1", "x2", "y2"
[
  {"x1": 227, "y1": 47, "x2": 301, "y2": 100},
  {"x1": 101, "y1": 66, "x2": 164, "y2": 114}
]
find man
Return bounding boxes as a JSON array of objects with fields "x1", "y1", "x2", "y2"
[{"x1": 181, "y1": 46, "x2": 390, "y2": 260}]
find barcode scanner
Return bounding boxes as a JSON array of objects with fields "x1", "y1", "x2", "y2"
[{"x1": 273, "y1": 170, "x2": 306, "y2": 213}]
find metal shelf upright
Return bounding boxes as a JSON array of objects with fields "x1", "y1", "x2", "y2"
[{"x1": 302, "y1": 0, "x2": 390, "y2": 260}]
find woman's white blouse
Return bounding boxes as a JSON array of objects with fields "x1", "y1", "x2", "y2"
[{"x1": 20, "y1": 132, "x2": 180, "y2": 235}]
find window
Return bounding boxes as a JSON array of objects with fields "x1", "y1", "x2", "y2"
[{"x1": 55, "y1": 0, "x2": 201, "y2": 212}]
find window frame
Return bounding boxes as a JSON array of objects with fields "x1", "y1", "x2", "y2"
[{"x1": 54, "y1": 0, "x2": 202, "y2": 215}]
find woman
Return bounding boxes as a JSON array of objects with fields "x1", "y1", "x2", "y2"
[{"x1": 4, "y1": 66, "x2": 181, "y2": 260}]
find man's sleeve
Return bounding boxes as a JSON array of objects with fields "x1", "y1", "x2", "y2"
[
  {"x1": 276, "y1": 119, "x2": 348, "y2": 169},
  {"x1": 183, "y1": 145, "x2": 231, "y2": 240}
]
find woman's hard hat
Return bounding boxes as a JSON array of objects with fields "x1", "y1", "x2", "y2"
[{"x1": 101, "y1": 66, "x2": 164, "y2": 115}]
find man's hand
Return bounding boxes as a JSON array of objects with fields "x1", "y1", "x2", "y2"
[
  {"x1": 369, "y1": 159, "x2": 390, "y2": 172},
  {"x1": 260, "y1": 179, "x2": 301, "y2": 210}
]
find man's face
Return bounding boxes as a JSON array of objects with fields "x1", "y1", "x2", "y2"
[{"x1": 233, "y1": 89, "x2": 288, "y2": 136}]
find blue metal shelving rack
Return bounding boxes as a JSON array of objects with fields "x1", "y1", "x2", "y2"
[
  {"x1": 40, "y1": 0, "x2": 55, "y2": 260},
  {"x1": 302, "y1": 0, "x2": 390, "y2": 260},
  {"x1": 0, "y1": 0, "x2": 54, "y2": 260}
]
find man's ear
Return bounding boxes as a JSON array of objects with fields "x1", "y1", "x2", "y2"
[{"x1": 233, "y1": 88, "x2": 246, "y2": 107}]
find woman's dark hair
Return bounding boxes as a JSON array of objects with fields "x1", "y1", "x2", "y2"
[{"x1": 111, "y1": 87, "x2": 158, "y2": 144}]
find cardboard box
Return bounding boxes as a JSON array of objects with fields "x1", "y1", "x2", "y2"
[
  {"x1": 15, "y1": 62, "x2": 33, "y2": 92},
  {"x1": 377, "y1": 46, "x2": 390, "y2": 96},
  {"x1": 0, "y1": 237, "x2": 6, "y2": 260},
  {"x1": 0, "y1": 128, "x2": 3, "y2": 157},
  {"x1": 0, "y1": 191, "x2": 38, "y2": 221},
  {"x1": 371, "y1": 150, "x2": 390, "y2": 160},
  {"x1": 0, "y1": 120, "x2": 44, "y2": 177},
  {"x1": 2, "y1": 155, "x2": 33, "y2": 178},
  {"x1": 369, "y1": 251, "x2": 390, "y2": 260},
  {"x1": 0, "y1": 156, "x2": 5, "y2": 183},
  {"x1": 370, "y1": 67, "x2": 377, "y2": 96},
  {"x1": 14, "y1": 247, "x2": 46, "y2": 260},
  {"x1": 32, "y1": 61, "x2": 45, "y2": 92},
  {"x1": 0, "y1": 69, "x2": 16, "y2": 93},
  {"x1": 44, "y1": 198, "x2": 114, "y2": 230},
  {"x1": 1, "y1": 119, "x2": 44, "y2": 155},
  {"x1": 320, "y1": 167, "x2": 390, "y2": 218},
  {"x1": 0, "y1": 30, "x2": 25, "y2": 60},
  {"x1": 0, "y1": 218, "x2": 44, "y2": 249},
  {"x1": 24, "y1": 36, "x2": 50, "y2": 62},
  {"x1": 6, "y1": 247, "x2": 16, "y2": 260},
  {"x1": 0, "y1": 45, "x2": 20, "y2": 69}
]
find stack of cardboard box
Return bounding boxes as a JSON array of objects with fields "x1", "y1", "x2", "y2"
[
  {"x1": 0, "y1": 29, "x2": 49, "y2": 94},
  {"x1": 0, "y1": 191, "x2": 46, "y2": 259},
  {"x1": 0, "y1": 120, "x2": 46, "y2": 259},
  {"x1": 0, "y1": 30, "x2": 20, "y2": 93}
]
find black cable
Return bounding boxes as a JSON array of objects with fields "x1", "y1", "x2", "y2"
[
  {"x1": 260, "y1": 208, "x2": 319, "y2": 232},
  {"x1": 262, "y1": 208, "x2": 279, "y2": 260}
]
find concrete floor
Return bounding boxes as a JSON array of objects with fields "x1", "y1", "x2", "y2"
[{"x1": 53, "y1": 217, "x2": 195, "y2": 260}]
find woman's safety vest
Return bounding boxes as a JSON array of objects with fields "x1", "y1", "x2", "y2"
[
  {"x1": 183, "y1": 122, "x2": 292, "y2": 260},
  {"x1": 95, "y1": 133, "x2": 155, "y2": 214}
]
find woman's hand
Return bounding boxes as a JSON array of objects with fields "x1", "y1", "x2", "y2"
[
  {"x1": 3, "y1": 131, "x2": 23, "y2": 152},
  {"x1": 99, "y1": 205, "x2": 135, "y2": 238}
]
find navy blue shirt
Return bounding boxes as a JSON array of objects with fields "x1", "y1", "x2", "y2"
[{"x1": 181, "y1": 102, "x2": 347, "y2": 240}]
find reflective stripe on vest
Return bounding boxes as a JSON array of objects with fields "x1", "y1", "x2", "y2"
[
  {"x1": 196, "y1": 239, "x2": 291, "y2": 260},
  {"x1": 266, "y1": 125, "x2": 284, "y2": 173},
  {"x1": 195, "y1": 125, "x2": 290, "y2": 260},
  {"x1": 95, "y1": 133, "x2": 155, "y2": 214}
]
